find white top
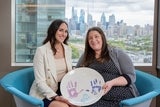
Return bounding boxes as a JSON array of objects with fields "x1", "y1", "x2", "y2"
[{"x1": 55, "y1": 58, "x2": 67, "y2": 82}]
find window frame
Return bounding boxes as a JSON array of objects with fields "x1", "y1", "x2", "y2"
[{"x1": 11, "y1": 0, "x2": 156, "y2": 67}]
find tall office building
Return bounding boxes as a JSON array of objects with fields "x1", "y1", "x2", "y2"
[
  {"x1": 109, "y1": 14, "x2": 115, "y2": 26},
  {"x1": 16, "y1": 0, "x2": 65, "y2": 62},
  {"x1": 101, "y1": 12, "x2": 106, "y2": 26}
]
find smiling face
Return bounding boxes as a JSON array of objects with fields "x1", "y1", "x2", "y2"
[
  {"x1": 55, "y1": 23, "x2": 68, "y2": 44},
  {"x1": 88, "y1": 30, "x2": 103, "y2": 53}
]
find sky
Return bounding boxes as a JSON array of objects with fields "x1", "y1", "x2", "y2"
[{"x1": 65, "y1": 0, "x2": 154, "y2": 27}]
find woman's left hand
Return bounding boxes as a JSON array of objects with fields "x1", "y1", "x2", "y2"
[{"x1": 102, "y1": 81, "x2": 113, "y2": 95}]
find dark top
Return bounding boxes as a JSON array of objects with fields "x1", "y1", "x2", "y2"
[{"x1": 85, "y1": 59, "x2": 134, "y2": 107}]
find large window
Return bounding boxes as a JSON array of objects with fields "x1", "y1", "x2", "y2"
[{"x1": 12, "y1": 0, "x2": 154, "y2": 66}]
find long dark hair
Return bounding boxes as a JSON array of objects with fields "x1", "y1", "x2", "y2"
[
  {"x1": 43, "y1": 19, "x2": 69, "y2": 54},
  {"x1": 81, "y1": 27, "x2": 110, "y2": 66}
]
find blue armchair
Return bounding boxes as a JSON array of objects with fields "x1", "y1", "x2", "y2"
[
  {"x1": 0, "y1": 68, "x2": 160, "y2": 107},
  {"x1": 0, "y1": 67, "x2": 43, "y2": 107},
  {"x1": 120, "y1": 70, "x2": 160, "y2": 107}
]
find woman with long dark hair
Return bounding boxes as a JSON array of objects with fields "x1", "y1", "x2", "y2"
[
  {"x1": 30, "y1": 19, "x2": 75, "y2": 107},
  {"x1": 76, "y1": 27, "x2": 139, "y2": 107}
]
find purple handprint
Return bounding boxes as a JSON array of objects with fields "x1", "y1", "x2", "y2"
[
  {"x1": 90, "y1": 79, "x2": 102, "y2": 95},
  {"x1": 67, "y1": 81, "x2": 83, "y2": 98}
]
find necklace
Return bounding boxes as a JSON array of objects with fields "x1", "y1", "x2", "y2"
[
  {"x1": 54, "y1": 47, "x2": 64, "y2": 58},
  {"x1": 56, "y1": 49, "x2": 60, "y2": 54},
  {"x1": 55, "y1": 44, "x2": 63, "y2": 55},
  {"x1": 55, "y1": 47, "x2": 62, "y2": 54}
]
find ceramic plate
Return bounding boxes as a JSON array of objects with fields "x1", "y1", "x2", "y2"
[{"x1": 60, "y1": 67, "x2": 105, "y2": 106}]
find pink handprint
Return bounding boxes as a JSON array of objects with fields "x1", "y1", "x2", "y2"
[{"x1": 67, "y1": 81, "x2": 83, "y2": 98}]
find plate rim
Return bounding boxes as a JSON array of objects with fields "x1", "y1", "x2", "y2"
[{"x1": 60, "y1": 67, "x2": 105, "y2": 106}]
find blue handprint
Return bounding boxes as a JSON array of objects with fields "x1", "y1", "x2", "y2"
[
  {"x1": 90, "y1": 79, "x2": 102, "y2": 95},
  {"x1": 81, "y1": 93, "x2": 90, "y2": 102}
]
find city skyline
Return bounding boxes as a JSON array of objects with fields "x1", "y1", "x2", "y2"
[{"x1": 65, "y1": 0, "x2": 154, "y2": 27}]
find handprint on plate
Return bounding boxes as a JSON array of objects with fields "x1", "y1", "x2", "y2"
[
  {"x1": 67, "y1": 81, "x2": 83, "y2": 98},
  {"x1": 81, "y1": 93, "x2": 90, "y2": 102},
  {"x1": 90, "y1": 79, "x2": 102, "y2": 95}
]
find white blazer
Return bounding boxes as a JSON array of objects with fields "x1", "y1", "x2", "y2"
[{"x1": 29, "y1": 42, "x2": 72, "y2": 100}]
